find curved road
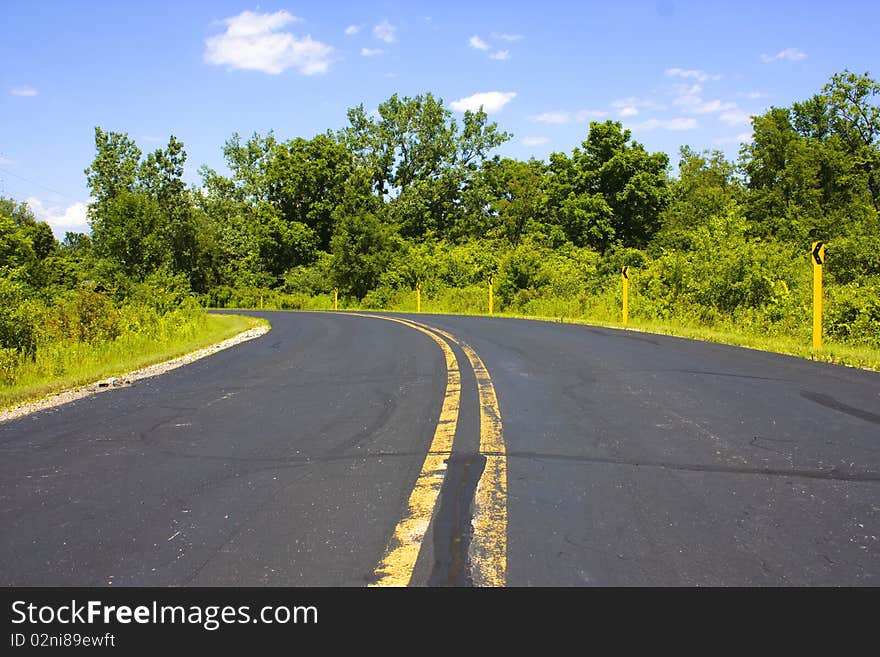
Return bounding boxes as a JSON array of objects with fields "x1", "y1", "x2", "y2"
[{"x1": 1, "y1": 311, "x2": 877, "y2": 586}]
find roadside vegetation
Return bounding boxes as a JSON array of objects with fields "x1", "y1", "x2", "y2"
[
  {"x1": 0, "y1": 309, "x2": 262, "y2": 409},
  {"x1": 2, "y1": 69, "x2": 878, "y2": 392},
  {"x1": 0, "y1": 196, "x2": 266, "y2": 408}
]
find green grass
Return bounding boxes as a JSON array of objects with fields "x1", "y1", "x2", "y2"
[
  {"x1": 0, "y1": 313, "x2": 268, "y2": 410},
  {"x1": 494, "y1": 313, "x2": 880, "y2": 372}
]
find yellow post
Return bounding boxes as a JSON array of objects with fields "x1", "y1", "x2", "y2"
[
  {"x1": 488, "y1": 276, "x2": 494, "y2": 316},
  {"x1": 333, "y1": 287, "x2": 338, "y2": 311},
  {"x1": 259, "y1": 291, "x2": 263, "y2": 310},
  {"x1": 416, "y1": 282, "x2": 421, "y2": 313},
  {"x1": 621, "y1": 266, "x2": 630, "y2": 327},
  {"x1": 812, "y1": 241, "x2": 825, "y2": 350}
]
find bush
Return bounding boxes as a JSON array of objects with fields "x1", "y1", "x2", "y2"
[
  {"x1": 430, "y1": 285, "x2": 488, "y2": 314},
  {"x1": 51, "y1": 288, "x2": 121, "y2": 344},
  {"x1": 825, "y1": 278, "x2": 880, "y2": 347},
  {"x1": 0, "y1": 347, "x2": 21, "y2": 384},
  {"x1": 130, "y1": 267, "x2": 194, "y2": 314},
  {"x1": 203, "y1": 285, "x2": 235, "y2": 308},
  {"x1": 362, "y1": 286, "x2": 411, "y2": 310},
  {"x1": 281, "y1": 253, "x2": 334, "y2": 295},
  {"x1": 0, "y1": 278, "x2": 38, "y2": 359}
]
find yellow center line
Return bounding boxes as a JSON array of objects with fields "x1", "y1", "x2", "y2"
[
  {"x1": 336, "y1": 313, "x2": 461, "y2": 587},
  {"x1": 408, "y1": 321, "x2": 507, "y2": 587},
  {"x1": 331, "y1": 311, "x2": 506, "y2": 587}
]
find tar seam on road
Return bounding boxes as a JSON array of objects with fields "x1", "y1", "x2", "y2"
[
  {"x1": 350, "y1": 314, "x2": 462, "y2": 586},
  {"x1": 336, "y1": 312, "x2": 507, "y2": 587},
  {"x1": 418, "y1": 322, "x2": 508, "y2": 587}
]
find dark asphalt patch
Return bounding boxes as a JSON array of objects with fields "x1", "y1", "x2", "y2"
[{"x1": 427, "y1": 453, "x2": 486, "y2": 587}]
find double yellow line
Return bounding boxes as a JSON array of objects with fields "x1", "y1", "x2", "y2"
[{"x1": 340, "y1": 313, "x2": 507, "y2": 587}]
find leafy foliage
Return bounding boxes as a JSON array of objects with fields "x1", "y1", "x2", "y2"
[{"x1": 3, "y1": 72, "x2": 879, "y2": 379}]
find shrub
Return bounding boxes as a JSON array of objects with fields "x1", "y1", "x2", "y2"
[
  {"x1": 281, "y1": 253, "x2": 334, "y2": 295},
  {"x1": 0, "y1": 278, "x2": 38, "y2": 359},
  {"x1": 52, "y1": 288, "x2": 121, "y2": 344},
  {"x1": 0, "y1": 347, "x2": 21, "y2": 384},
  {"x1": 362, "y1": 286, "x2": 411, "y2": 310},
  {"x1": 825, "y1": 278, "x2": 880, "y2": 347},
  {"x1": 130, "y1": 267, "x2": 194, "y2": 314}
]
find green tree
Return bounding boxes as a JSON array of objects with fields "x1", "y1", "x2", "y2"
[
  {"x1": 822, "y1": 70, "x2": 880, "y2": 212},
  {"x1": 139, "y1": 136, "x2": 202, "y2": 284},
  {"x1": 545, "y1": 121, "x2": 670, "y2": 250},
  {"x1": 0, "y1": 197, "x2": 56, "y2": 264},
  {"x1": 330, "y1": 211, "x2": 400, "y2": 298},
  {"x1": 654, "y1": 147, "x2": 741, "y2": 251},
  {"x1": 742, "y1": 71, "x2": 879, "y2": 242},
  {"x1": 329, "y1": 174, "x2": 400, "y2": 298},
  {"x1": 265, "y1": 134, "x2": 354, "y2": 252},
  {"x1": 84, "y1": 127, "x2": 142, "y2": 220},
  {"x1": 342, "y1": 93, "x2": 510, "y2": 238},
  {"x1": 220, "y1": 131, "x2": 277, "y2": 204},
  {"x1": 139, "y1": 136, "x2": 187, "y2": 206},
  {"x1": 91, "y1": 191, "x2": 168, "y2": 281},
  {"x1": 0, "y1": 213, "x2": 34, "y2": 273},
  {"x1": 479, "y1": 158, "x2": 547, "y2": 245}
]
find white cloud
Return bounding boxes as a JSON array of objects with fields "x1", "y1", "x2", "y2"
[
  {"x1": 674, "y1": 83, "x2": 702, "y2": 96},
  {"x1": 204, "y1": 10, "x2": 333, "y2": 75},
  {"x1": 25, "y1": 197, "x2": 90, "y2": 237},
  {"x1": 626, "y1": 117, "x2": 698, "y2": 131},
  {"x1": 530, "y1": 111, "x2": 571, "y2": 124},
  {"x1": 713, "y1": 132, "x2": 753, "y2": 145},
  {"x1": 0, "y1": 157, "x2": 15, "y2": 166},
  {"x1": 691, "y1": 99, "x2": 737, "y2": 114},
  {"x1": 522, "y1": 137, "x2": 549, "y2": 146},
  {"x1": 450, "y1": 91, "x2": 516, "y2": 113},
  {"x1": 666, "y1": 67, "x2": 721, "y2": 82},
  {"x1": 760, "y1": 48, "x2": 806, "y2": 62},
  {"x1": 674, "y1": 94, "x2": 700, "y2": 108},
  {"x1": 674, "y1": 88, "x2": 736, "y2": 114},
  {"x1": 612, "y1": 97, "x2": 661, "y2": 111},
  {"x1": 373, "y1": 19, "x2": 396, "y2": 43},
  {"x1": 469, "y1": 35, "x2": 490, "y2": 51},
  {"x1": 361, "y1": 48, "x2": 383, "y2": 57},
  {"x1": 11, "y1": 86, "x2": 37, "y2": 97},
  {"x1": 719, "y1": 110, "x2": 753, "y2": 125},
  {"x1": 742, "y1": 91, "x2": 768, "y2": 99},
  {"x1": 491, "y1": 32, "x2": 524, "y2": 41},
  {"x1": 575, "y1": 109, "x2": 608, "y2": 121},
  {"x1": 619, "y1": 106, "x2": 639, "y2": 117},
  {"x1": 344, "y1": 24, "x2": 361, "y2": 36},
  {"x1": 490, "y1": 49, "x2": 510, "y2": 61},
  {"x1": 530, "y1": 109, "x2": 608, "y2": 124}
]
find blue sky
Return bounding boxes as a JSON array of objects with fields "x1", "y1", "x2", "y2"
[{"x1": 1, "y1": 0, "x2": 878, "y2": 237}]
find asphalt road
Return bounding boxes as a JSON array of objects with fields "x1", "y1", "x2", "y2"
[{"x1": 1, "y1": 311, "x2": 877, "y2": 586}]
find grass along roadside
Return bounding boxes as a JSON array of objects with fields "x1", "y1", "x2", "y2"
[
  {"x1": 219, "y1": 297, "x2": 880, "y2": 372},
  {"x1": 0, "y1": 313, "x2": 269, "y2": 411},
  {"x1": 492, "y1": 312, "x2": 880, "y2": 372}
]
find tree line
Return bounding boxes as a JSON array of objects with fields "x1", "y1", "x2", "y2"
[{"x1": 2, "y1": 69, "x2": 879, "y2": 352}]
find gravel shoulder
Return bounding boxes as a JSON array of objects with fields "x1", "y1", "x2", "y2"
[{"x1": 0, "y1": 323, "x2": 270, "y2": 424}]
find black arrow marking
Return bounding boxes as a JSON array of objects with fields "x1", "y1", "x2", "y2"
[
  {"x1": 812, "y1": 241, "x2": 824, "y2": 265},
  {"x1": 622, "y1": 266, "x2": 630, "y2": 280}
]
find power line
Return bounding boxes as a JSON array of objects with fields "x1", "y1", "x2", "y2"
[{"x1": 0, "y1": 165, "x2": 81, "y2": 201}]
